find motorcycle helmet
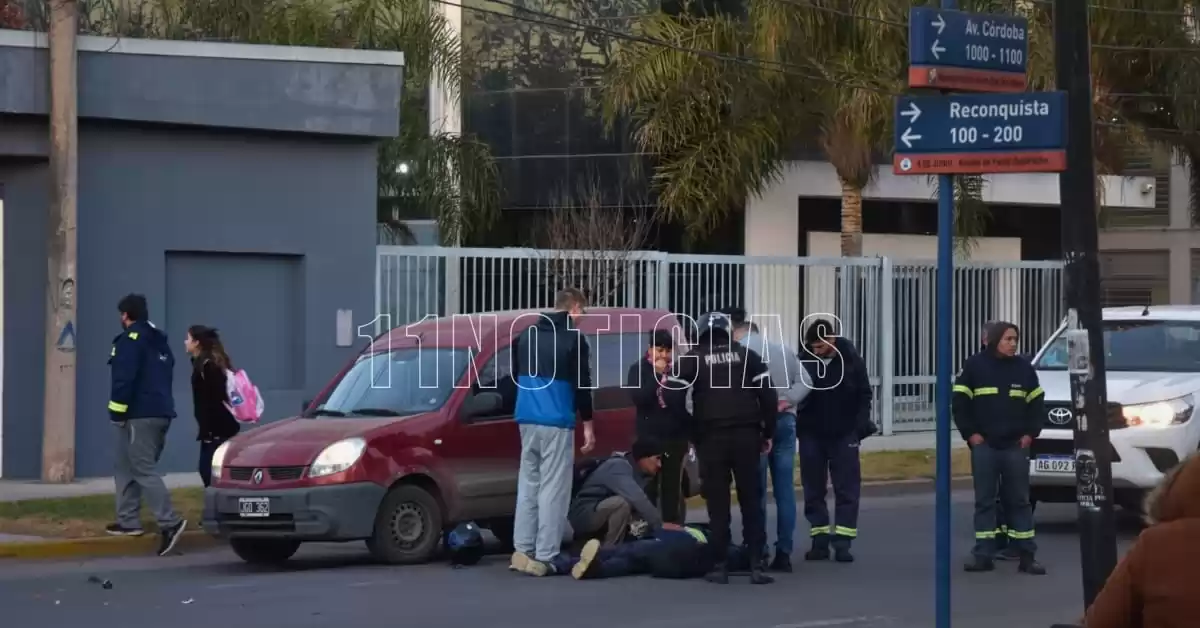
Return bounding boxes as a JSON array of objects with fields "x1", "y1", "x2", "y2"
[{"x1": 446, "y1": 521, "x2": 485, "y2": 567}]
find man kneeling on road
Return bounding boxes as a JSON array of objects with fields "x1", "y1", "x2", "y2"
[
  {"x1": 568, "y1": 440, "x2": 680, "y2": 548},
  {"x1": 548, "y1": 524, "x2": 756, "y2": 580}
]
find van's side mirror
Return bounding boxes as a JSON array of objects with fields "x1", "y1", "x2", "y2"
[
  {"x1": 302, "y1": 399, "x2": 313, "y2": 413},
  {"x1": 460, "y1": 392, "x2": 503, "y2": 419}
]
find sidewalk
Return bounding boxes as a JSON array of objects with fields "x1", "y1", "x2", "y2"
[
  {"x1": 0, "y1": 473, "x2": 203, "y2": 503},
  {"x1": 0, "y1": 432, "x2": 953, "y2": 503}
]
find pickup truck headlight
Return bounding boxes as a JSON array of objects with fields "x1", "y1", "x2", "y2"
[
  {"x1": 210, "y1": 440, "x2": 232, "y2": 482},
  {"x1": 1122, "y1": 395, "x2": 1194, "y2": 428},
  {"x1": 309, "y1": 437, "x2": 367, "y2": 478}
]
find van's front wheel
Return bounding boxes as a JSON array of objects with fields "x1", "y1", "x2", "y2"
[{"x1": 367, "y1": 485, "x2": 443, "y2": 564}]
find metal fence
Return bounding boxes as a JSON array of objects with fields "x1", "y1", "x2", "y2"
[{"x1": 376, "y1": 245, "x2": 1065, "y2": 434}]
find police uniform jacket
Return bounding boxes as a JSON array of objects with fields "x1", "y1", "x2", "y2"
[
  {"x1": 108, "y1": 320, "x2": 177, "y2": 421},
  {"x1": 952, "y1": 349, "x2": 1044, "y2": 448},
  {"x1": 664, "y1": 333, "x2": 778, "y2": 441}
]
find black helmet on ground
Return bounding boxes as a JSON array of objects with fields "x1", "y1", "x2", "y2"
[{"x1": 446, "y1": 521, "x2": 485, "y2": 567}]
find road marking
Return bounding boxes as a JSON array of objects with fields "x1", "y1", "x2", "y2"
[
  {"x1": 772, "y1": 617, "x2": 894, "y2": 628},
  {"x1": 346, "y1": 580, "x2": 400, "y2": 587}
]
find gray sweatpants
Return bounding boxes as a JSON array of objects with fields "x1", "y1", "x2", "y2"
[
  {"x1": 114, "y1": 418, "x2": 180, "y2": 529},
  {"x1": 513, "y1": 424, "x2": 574, "y2": 562}
]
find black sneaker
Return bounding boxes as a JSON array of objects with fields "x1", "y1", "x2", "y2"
[
  {"x1": 1018, "y1": 556, "x2": 1047, "y2": 576},
  {"x1": 157, "y1": 520, "x2": 187, "y2": 556},
  {"x1": 963, "y1": 555, "x2": 995, "y2": 572},
  {"x1": 769, "y1": 552, "x2": 793, "y2": 573},
  {"x1": 704, "y1": 563, "x2": 730, "y2": 584},
  {"x1": 834, "y1": 547, "x2": 855, "y2": 563},
  {"x1": 105, "y1": 523, "x2": 144, "y2": 537},
  {"x1": 749, "y1": 564, "x2": 775, "y2": 584},
  {"x1": 804, "y1": 546, "x2": 830, "y2": 561}
]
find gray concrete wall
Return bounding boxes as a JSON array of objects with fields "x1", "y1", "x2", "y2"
[
  {"x1": 2, "y1": 119, "x2": 378, "y2": 479},
  {"x1": 0, "y1": 32, "x2": 403, "y2": 138}
]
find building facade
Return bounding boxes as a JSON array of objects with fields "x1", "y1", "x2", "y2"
[{"x1": 0, "y1": 31, "x2": 403, "y2": 478}]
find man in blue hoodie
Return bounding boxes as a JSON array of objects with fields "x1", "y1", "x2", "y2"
[
  {"x1": 106, "y1": 294, "x2": 187, "y2": 556},
  {"x1": 509, "y1": 288, "x2": 595, "y2": 576},
  {"x1": 797, "y1": 318, "x2": 875, "y2": 563}
]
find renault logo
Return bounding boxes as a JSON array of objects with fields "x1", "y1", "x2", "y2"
[
  {"x1": 252, "y1": 469, "x2": 264, "y2": 485},
  {"x1": 1048, "y1": 407, "x2": 1073, "y2": 426}
]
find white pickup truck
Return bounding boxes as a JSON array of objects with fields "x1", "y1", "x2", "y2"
[{"x1": 1028, "y1": 305, "x2": 1200, "y2": 512}]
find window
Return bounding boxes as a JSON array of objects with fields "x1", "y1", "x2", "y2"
[
  {"x1": 319, "y1": 348, "x2": 470, "y2": 416},
  {"x1": 1035, "y1": 320, "x2": 1200, "y2": 373},
  {"x1": 589, "y1": 332, "x2": 650, "y2": 388},
  {"x1": 469, "y1": 347, "x2": 517, "y2": 420}
]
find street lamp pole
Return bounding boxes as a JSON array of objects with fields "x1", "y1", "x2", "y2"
[{"x1": 1052, "y1": 0, "x2": 1119, "y2": 608}]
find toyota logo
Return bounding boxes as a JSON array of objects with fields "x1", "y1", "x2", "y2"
[
  {"x1": 1048, "y1": 407, "x2": 1073, "y2": 425},
  {"x1": 252, "y1": 469, "x2": 264, "y2": 485}
]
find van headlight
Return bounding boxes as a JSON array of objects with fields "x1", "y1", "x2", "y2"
[
  {"x1": 309, "y1": 438, "x2": 367, "y2": 478},
  {"x1": 210, "y1": 440, "x2": 232, "y2": 482},
  {"x1": 1122, "y1": 395, "x2": 1194, "y2": 428}
]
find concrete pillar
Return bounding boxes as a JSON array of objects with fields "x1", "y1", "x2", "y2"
[{"x1": 743, "y1": 189, "x2": 802, "y2": 349}]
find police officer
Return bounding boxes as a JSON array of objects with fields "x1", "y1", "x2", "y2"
[
  {"x1": 954, "y1": 321, "x2": 1047, "y2": 575},
  {"x1": 665, "y1": 311, "x2": 777, "y2": 585}
]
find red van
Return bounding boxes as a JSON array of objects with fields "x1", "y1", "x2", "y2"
[{"x1": 202, "y1": 308, "x2": 698, "y2": 565}]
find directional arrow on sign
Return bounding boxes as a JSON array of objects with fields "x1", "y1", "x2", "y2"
[
  {"x1": 900, "y1": 127, "x2": 922, "y2": 148},
  {"x1": 931, "y1": 39, "x2": 946, "y2": 60},
  {"x1": 931, "y1": 13, "x2": 945, "y2": 35},
  {"x1": 899, "y1": 102, "x2": 922, "y2": 124}
]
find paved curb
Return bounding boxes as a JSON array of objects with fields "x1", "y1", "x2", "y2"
[
  {"x1": 0, "y1": 531, "x2": 222, "y2": 561},
  {"x1": 0, "y1": 477, "x2": 973, "y2": 562}
]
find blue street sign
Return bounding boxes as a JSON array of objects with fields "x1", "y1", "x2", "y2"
[
  {"x1": 893, "y1": 91, "x2": 1067, "y2": 175},
  {"x1": 909, "y1": 6, "x2": 1028, "y2": 74}
]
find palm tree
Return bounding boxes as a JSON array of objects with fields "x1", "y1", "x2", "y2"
[
  {"x1": 75, "y1": 0, "x2": 501, "y2": 244},
  {"x1": 604, "y1": 0, "x2": 1195, "y2": 256}
]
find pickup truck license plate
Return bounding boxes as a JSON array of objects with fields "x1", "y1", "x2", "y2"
[
  {"x1": 1034, "y1": 455, "x2": 1074, "y2": 474},
  {"x1": 238, "y1": 497, "x2": 270, "y2": 518}
]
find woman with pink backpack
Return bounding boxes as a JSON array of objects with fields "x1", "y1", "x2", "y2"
[{"x1": 185, "y1": 326, "x2": 263, "y2": 486}]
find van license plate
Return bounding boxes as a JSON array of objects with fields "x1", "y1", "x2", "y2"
[
  {"x1": 1034, "y1": 455, "x2": 1074, "y2": 474},
  {"x1": 238, "y1": 497, "x2": 270, "y2": 518}
]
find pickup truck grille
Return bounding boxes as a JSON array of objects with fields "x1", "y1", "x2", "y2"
[{"x1": 1041, "y1": 401, "x2": 1126, "y2": 431}]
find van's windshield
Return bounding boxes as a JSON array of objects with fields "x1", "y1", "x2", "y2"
[
  {"x1": 1034, "y1": 320, "x2": 1200, "y2": 372},
  {"x1": 311, "y1": 348, "x2": 471, "y2": 418}
]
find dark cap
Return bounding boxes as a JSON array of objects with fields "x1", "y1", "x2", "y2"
[{"x1": 631, "y1": 439, "x2": 664, "y2": 461}]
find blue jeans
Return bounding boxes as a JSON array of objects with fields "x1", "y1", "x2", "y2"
[{"x1": 758, "y1": 412, "x2": 798, "y2": 556}]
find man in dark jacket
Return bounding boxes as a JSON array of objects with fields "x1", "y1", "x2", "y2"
[
  {"x1": 547, "y1": 524, "x2": 753, "y2": 580},
  {"x1": 627, "y1": 329, "x2": 688, "y2": 523},
  {"x1": 954, "y1": 321, "x2": 1047, "y2": 575},
  {"x1": 510, "y1": 288, "x2": 595, "y2": 576},
  {"x1": 665, "y1": 311, "x2": 777, "y2": 585},
  {"x1": 977, "y1": 322, "x2": 1018, "y2": 562},
  {"x1": 797, "y1": 318, "x2": 875, "y2": 563},
  {"x1": 568, "y1": 440, "x2": 676, "y2": 546},
  {"x1": 107, "y1": 294, "x2": 187, "y2": 556}
]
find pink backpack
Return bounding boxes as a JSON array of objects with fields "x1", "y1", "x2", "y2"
[{"x1": 224, "y1": 369, "x2": 265, "y2": 423}]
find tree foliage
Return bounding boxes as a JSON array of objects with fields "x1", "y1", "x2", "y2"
[
  {"x1": 69, "y1": 0, "x2": 501, "y2": 244},
  {"x1": 604, "y1": 0, "x2": 1200, "y2": 254}
]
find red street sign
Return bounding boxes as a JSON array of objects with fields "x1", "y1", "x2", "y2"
[
  {"x1": 893, "y1": 150, "x2": 1066, "y2": 175},
  {"x1": 908, "y1": 65, "x2": 1028, "y2": 93}
]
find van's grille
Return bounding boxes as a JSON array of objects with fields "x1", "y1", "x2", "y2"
[{"x1": 227, "y1": 466, "x2": 307, "y2": 482}]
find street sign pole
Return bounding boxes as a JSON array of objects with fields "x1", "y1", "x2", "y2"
[
  {"x1": 1052, "y1": 0, "x2": 1119, "y2": 608},
  {"x1": 934, "y1": 3, "x2": 956, "y2": 628}
]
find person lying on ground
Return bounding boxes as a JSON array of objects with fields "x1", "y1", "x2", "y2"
[
  {"x1": 568, "y1": 439, "x2": 678, "y2": 546},
  {"x1": 547, "y1": 524, "x2": 755, "y2": 580}
]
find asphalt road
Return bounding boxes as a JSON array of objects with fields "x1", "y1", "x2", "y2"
[{"x1": 0, "y1": 486, "x2": 1140, "y2": 628}]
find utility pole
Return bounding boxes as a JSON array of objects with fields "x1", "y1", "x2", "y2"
[
  {"x1": 42, "y1": 0, "x2": 80, "y2": 483},
  {"x1": 1053, "y1": 0, "x2": 1119, "y2": 607}
]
